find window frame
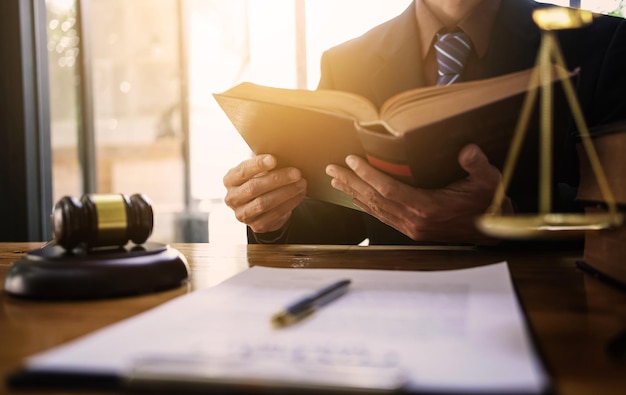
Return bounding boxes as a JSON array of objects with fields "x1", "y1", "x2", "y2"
[{"x1": 0, "y1": 0, "x2": 53, "y2": 241}]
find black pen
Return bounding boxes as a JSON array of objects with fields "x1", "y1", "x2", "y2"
[{"x1": 271, "y1": 279, "x2": 351, "y2": 328}]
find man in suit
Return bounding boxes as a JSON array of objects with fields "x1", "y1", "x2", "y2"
[{"x1": 223, "y1": 0, "x2": 626, "y2": 245}]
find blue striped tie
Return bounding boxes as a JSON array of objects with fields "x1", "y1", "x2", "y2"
[{"x1": 434, "y1": 31, "x2": 472, "y2": 85}]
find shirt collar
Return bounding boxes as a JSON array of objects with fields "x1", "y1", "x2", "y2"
[{"x1": 415, "y1": 0, "x2": 502, "y2": 59}]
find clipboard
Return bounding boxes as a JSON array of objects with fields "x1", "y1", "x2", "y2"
[{"x1": 7, "y1": 263, "x2": 550, "y2": 395}]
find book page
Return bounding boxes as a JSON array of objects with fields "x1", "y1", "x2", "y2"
[
  {"x1": 24, "y1": 262, "x2": 548, "y2": 394},
  {"x1": 381, "y1": 65, "x2": 571, "y2": 135},
  {"x1": 217, "y1": 82, "x2": 380, "y2": 122}
]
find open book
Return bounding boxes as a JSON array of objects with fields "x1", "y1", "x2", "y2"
[{"x1": 214, "y1": 66, "x2": 572, "y2": 209}]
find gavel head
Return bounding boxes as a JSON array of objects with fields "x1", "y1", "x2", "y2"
[{"x1": 51, "y1": 193, "x2": 154, "y2": 251}]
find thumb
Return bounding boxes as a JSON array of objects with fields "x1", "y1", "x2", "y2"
[{"x1": 458, "y1": 144, "x2": 500, "y2": 184}]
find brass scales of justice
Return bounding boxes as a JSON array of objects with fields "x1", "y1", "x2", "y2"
[{"x1": 476, "y1": 7, "x2": 624, "y2": 239}]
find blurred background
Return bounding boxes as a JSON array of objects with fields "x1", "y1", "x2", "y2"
[{"x1": 45, "y1": 0, "x2": 625, "y2": 245}]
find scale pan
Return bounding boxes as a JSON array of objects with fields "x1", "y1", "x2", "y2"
[{"x1": 476, "y1": 212, "x2": 623, "y2": 240}]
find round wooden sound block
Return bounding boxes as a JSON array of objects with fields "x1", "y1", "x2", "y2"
[{"x1": 3, "y1": 242, "x2": 189, "y2": 300}]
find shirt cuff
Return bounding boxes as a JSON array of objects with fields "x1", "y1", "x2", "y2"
[{"x1": 251, "y1": 221, "x2": 290, "y2": 244}]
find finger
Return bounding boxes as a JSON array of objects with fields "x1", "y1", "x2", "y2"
[
  {"x1": 225, "y1": 166, "x2": 302, "y2": 209},
  {"x1": 326, "y1": 162, "x2": 399, "y2": 215},
  {"x1": 223, "y1": 154, "x2": 277, "y2": 187},
  {"x1": 236, "y1": 181, "x2": 307, "y2": 233},
  {"x1": 326, "y1": 163, "x2": 373, "y2": 198},
  {"x1": 354, "y1": 196, "x2": 410, "y2": 230},
  {"x1": 458, "y1": 144, "x2": 501, "y2": 186},
  {"x1": 341, "y1": 155, "x2": 434, "y2": 215},
  {"x1": 327, "y1": 163, "x2": 415, "y2": 221},
  {"x1": 246, "y1": 194, "x2": 303, "y2": 234}
]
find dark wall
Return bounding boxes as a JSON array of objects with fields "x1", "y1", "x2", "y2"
[{"x1": 0, "y1": 0, "x2": 52, "y2": 241}]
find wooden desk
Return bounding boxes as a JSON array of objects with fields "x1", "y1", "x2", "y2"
[{"x1": 1, "y1": 243, "x2": 626, "y2": 395}]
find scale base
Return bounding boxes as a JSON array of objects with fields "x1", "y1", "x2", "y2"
[
  {"x1": 476, "y1": 213, "x2": 623, "y2": 240},
  {"x1": 3, "y1": 242, "x2": 189, "y2": 300}
]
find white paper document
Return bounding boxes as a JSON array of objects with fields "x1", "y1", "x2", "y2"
[{"x1": 23, "y1": 262, "x2": 548, "y2": 394}]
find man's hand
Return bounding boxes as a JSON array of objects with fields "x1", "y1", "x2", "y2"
[
  {"x1": 223, "y1": 154, "x2": 307, "y2": 233},
  {"x1": 325, "y1": 144, "x2": 513, "y2": 244}
]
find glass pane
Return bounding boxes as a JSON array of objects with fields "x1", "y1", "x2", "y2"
[
  {"x1": 580, "y1": 0, "x2": 625, "y2": 16},
  {"x1": 304, "y1": 0, "x2": 412, "y2": 88},
  {"x1": 46, "y1": 0, "x2": 82, "y2": 204},
  {"x1": 186, "y1": 0, "x2": 305, "y2": 245},
  {"x1": 536, "y1": 0, "x2": 625, "y2": 15},
  {"x1": 91, "y1": 0, "x2": 198, "y2": 242},
  {"x1": 185, "y1": 0, "x2": 413, "y2": 245},
  {"x1": 186, "y1": 0, "x2": 255, "y2": 246}
]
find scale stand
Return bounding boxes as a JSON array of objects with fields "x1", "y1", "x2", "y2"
[{"x1": 476, "y1": 7, "x2": 623, "y2": 239}]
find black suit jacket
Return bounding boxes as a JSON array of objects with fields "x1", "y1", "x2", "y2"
[{"x1": 249, "y1": 0, "x2": 626, "y2": 245}]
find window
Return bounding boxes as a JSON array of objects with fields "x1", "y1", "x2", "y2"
[
  {"x1": 538, "y1": 0, "x2": 625, "y2": 16},
  {"x1": 46, "y1": 0, "x2": 411, "y2": 245},
  {"x1": 45, "y1": 0, "x2": 624, "y2": 245}
]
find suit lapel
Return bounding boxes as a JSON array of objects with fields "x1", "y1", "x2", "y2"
[
  {"x1": 482, "y1": 0, "x2": 542, "y2": 78},
  {"x1": 366, "y1": 0, "x2": 544, "y2": 107},
  {"x1": 368, "y1": 2, "x2": 425, "y2": 109}
]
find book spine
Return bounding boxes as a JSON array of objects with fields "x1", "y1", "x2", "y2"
[
  {"x1": 576, "y1": 124, "x2": 626, "y2": 205},
  {"x1": 583, "y1": 208, "x2": 626, "y2": 285}
]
